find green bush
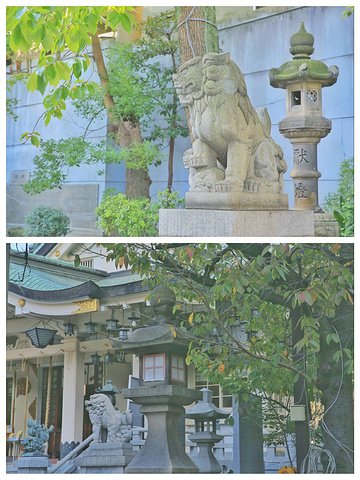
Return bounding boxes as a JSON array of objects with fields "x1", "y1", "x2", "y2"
[
  {"x1": 96, "y1": 189, "x2": 185, "y2": 236},
  {"x1": 24, "y1": 206, "x2": 71, "y2": 237},
  {"x1": 7, "y1": 226, "x2": 25, "y2": 237},
  {"x1": 323, "y1": 158, "x2": 354, "y2": 236}
]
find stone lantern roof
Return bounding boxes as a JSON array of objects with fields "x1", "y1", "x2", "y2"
[
  {"x1": 185, "y1": 388, "x2": 229, "y2": 420},
  {"x1": 269, "y1": 22, "x2": 339, "y2": 89}
]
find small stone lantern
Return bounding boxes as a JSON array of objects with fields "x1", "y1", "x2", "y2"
[
  {"x1": 111, "y1": 285, "x2": 202, "y2": 474},
  {"x1": 269, "y1": 23, "x2": 339, "y2": 225},
  {"x1": 95, "y1": 379, "x2": 121, "y2": 407},
  {"x1": 186, "y1": 388, "x2": 229, "y2": 473}
]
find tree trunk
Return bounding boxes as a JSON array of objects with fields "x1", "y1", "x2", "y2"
[
  {"x1": 176, "y1": 6, "x2": 219, "y2": 64},
  {"x1": 291, "y1": 307, "x2": 310, "y2": 472},
  {"x1": 175, "y1": 7, "x2": 219, "y2": 142},
  {"x1": 318, "y1": 302, "x2": 354, "y2": 473},
  {"x1": 92, "y1": 31, "x2": 151, "y2": 198}
]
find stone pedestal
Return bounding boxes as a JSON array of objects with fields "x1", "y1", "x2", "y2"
[
  {"x1": 185, "y1": 191, "x2": 288, "y2": 211},
  {"x1": 159, "y1": 209, "x2": 314, "y2": 237},
  {"x1": 189, "y1": 431, "x2": 223, "y2": 473},
  {"x1": 74, "y1": 442, "x2": 136, "y2": 473},
  {"x1": 314, "y1": 212, "x2": 339, "y2": 236},
  {"x1": 15, "y1": 456, "x2": 51, "y2": 474},
  {"x1": 123, "y1": 385, "x2": 201, "y2": 474}
]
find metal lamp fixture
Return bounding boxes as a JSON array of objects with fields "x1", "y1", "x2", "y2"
[
  {"x1": 64, "y1": 319, "x2": 76, "y2": 336},
  {"x1": 115, "y1": 351, "x2": 127, "y2": 363},
  {"x1": 106, "y1": 309, "x2": 119, "y2": 332},
  {"x1": 104, "y1": 351, "x2": 114, "y2": 364},
  {"x1": 118, "y1": 327, "x2": 129, "y2": 341},
  {"x1": 26, "y1": 320, "x2": 57, "y2": 348},
  {"x1": 85, "y1": 316, "x2": 96, "y2": 335},
  {"x1": 91, "y1": 352, "x2": 101, "y2": 365}
]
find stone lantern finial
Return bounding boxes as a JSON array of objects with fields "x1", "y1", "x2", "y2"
[{"x1": 289, "y1": 22, "x2": 314, "y2": 58}]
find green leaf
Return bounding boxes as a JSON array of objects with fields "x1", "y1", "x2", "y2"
[
  {"x1": 26, "y1": 72, "x2": 39, "y2": 92},
  {"x1": 41, "y1": 27, "x2": 55, "y2": 52},
  {"x1": 120, "y1": 13, "x2": 133, "y2": 33},
  {"x1": 14, "y1": 6, "x2": 27, "y2": 20},
  {"x1": 30, "y1": 135, "x2": 40, "y2": 148},
  {"x1": 74, "y1": 254, "x2": 81, "y2": 268},
  {"x1": 37, "y1": 74, "x2": 47, "y2": 95}
]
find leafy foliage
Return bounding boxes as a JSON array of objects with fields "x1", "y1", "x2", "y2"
[
  {"x1": 6, "y1": 6, "x2": 135, "y2": 130},
  {"x1": 22, "y1": 138, "x2": 165, "y2": 194},
  {"x1": 96, "y1": 189, "x2": 185, "y2": 236},
  {"x1": 6, "y1": 73, "x2": 28, "y2": 121},
  {"x1": 323, "y1": 158, "x2": 354, "y2": 236},
  {"x1": 99, "y1": 243, "x2": 353, "y2": 450},
  {"x1": 24, "y1": 205, "x2": 71, "y2": 236}
]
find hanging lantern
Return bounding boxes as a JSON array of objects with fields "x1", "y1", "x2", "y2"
[
  {"x1": 26, "y1": 321, "x2": 57, "y2": 348},
  {"x1": 118, "y1": 327, "x2": 129, "y2": 341},
  {"x1": 91, "y1": 353, "x2": 101, "y2": 365},
  {"x1": 106, "y1": 310, "x2": 119, "y2": 332},
  {"x1": 85, "y1": 318, "x2": 96, "y2": 335},
  {"x1": 64, "y1": 320, "x2": 76, "y2": 336},
  {"x1": 115, "y1": 351, "x2": 126, "y2": 363},
  {"x1": 104, "y1": 351, "x2": 114, "y2": 364}
]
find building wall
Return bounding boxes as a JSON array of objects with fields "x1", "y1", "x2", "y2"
[{"x1": 6, "y1": 6, "x2": 353, "y2": 232}]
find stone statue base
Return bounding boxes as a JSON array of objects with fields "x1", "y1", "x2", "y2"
[
  {"x1": 159, "y1": 209, "x2": 314, "y2": 237},
  {"x1": 314, "y1": 212, "x2": 340, "y2": 236},
  {"x1": 15, "y1": 455, "x2": 51, "y2": 474},
  {"x1": 74, "y1": 442, "x2": 136, "y2": 473},
  {"x1": 185, "y1": 191, "x2": 288, "y2": 210}
]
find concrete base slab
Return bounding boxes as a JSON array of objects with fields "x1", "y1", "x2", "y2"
[
  {"x1": 185, "y1": 191, "x2": 288, "y2": 210},
  {"x1": 159, "y1": 209, "x2": 314, "y2": 237}
]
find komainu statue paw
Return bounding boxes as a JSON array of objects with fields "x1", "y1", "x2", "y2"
[
  {"x1": 183, "y1": 149, "x2": 210, "y2": 168},
  {"x1": 215, "y1": 179, "x2": 244, "y2": 192},
  {"x1": 244, "y1": 179, "x2": 261, "y2": 193}
]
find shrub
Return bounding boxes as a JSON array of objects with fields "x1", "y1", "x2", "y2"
[
  {"x1": 96, "y1": 189, "x2": 185, "y2": 236},
  {"x1": 24, "y1": 206, "x2": 71, "y2": 237},
  {"x1": 7, "y1": 226, "x2": 25, "y2": 236},
  {"x1": 323, "y1": 158, "x2": 354, "y2": 236}
]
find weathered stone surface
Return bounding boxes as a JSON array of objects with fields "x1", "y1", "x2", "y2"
[
  {"x1": 314, "y1": 212, "x2": 339, "y2": 237},
  {"x1": 75, "y1": 442, "x2": 136, "y2": 473},
  {"x1": 270, "y1": 23, "x2": 339, "y2": 215},
  {"x1": 15, "y1": 455, "x2": 51, "y2": 474},
  {"x1": 185, "y1": 191, "x2": 288, "y2": 210},
  {"x1": 159, "y1": 209, "x2": 314, "y2": 237},
  {"x1": 85, "y1": 393, "x2": 132, "y2": 444},
  {"x1": 123, "y1": 385, "x2": 201, "y2": 474},
  {"x1": 173, "y1": 52, "x2": 287, "y2": 199}
]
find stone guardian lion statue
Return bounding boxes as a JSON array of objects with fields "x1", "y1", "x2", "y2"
[
  {"x1": 85, "y1": 393, "x2": 133, "y2": 444},
  {"x1": 173, "y1": 52, "x2": 287, "y2": 194}
]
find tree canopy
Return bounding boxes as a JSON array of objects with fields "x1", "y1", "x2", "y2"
[{"x1": 95, "y1": 242, "x2": 354, "y2": 473}]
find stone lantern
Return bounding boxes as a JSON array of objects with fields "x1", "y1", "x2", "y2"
[
  {"x1": 111, "y1": 285, "x2": 202, "y2": 474},
  {"x1": 186, "y1": 388, "x2": 229, "y2": 473},
  {"x1": 269, "y1": 23, "x2": 339, "y2": 234}
]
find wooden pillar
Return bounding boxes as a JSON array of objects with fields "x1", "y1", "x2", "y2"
[{"x1": 60, "y1": 337, "x2": 85, "y2": 457}]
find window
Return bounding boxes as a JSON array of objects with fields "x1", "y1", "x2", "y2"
[
  {"x1": 307, "y1": 89, "x2": 318, "y2": 102},
  {"x1": 291, "y1": 90, "x2": 301, "y2": 106},
  {"x1": 80, "y1": 259, "x2": 94, "y2": 268},
  {"x1": 275, "y1": 446, "x2": 286, "y2": 457},
  {"x1": 171, "y1": 355, "x2": 186, "y2": 382},
  {"x1": 143, "y1": 354, "x2": 165, "y2": 381},
  {"x1": 195, "y1": 374, "x2": 232, "y2": 408}
]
